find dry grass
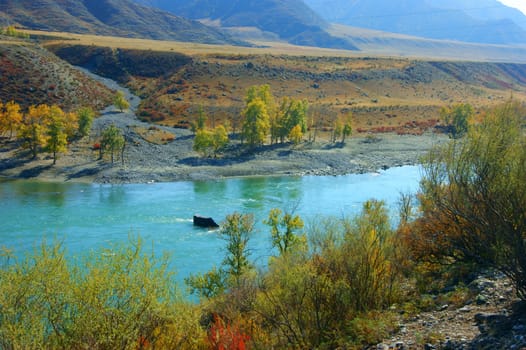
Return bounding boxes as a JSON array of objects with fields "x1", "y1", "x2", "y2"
[
  {"x1": 19, "y1": 30, "x2": 526, "y2": 135},
  {"x1": 132, "y1": 126, "x2": 175, "y2": 145}
]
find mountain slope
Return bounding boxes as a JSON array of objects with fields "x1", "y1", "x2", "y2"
[
  {"x1": 304, "y1": 0, "x2": 526, "y2": 44},
  {"x1": 0, "y1": 0, "x2": 245, "y2": 45},
  {"x1": 133, "y1": 0, "x2": 358, "y2": 50},
  {"x1": 0, "y1": 37, "x2": 113, "y2": 110}
]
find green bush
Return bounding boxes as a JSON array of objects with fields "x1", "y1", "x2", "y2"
[{"x1": 0, "y1": 239, "x2": 205, "y2": 349}]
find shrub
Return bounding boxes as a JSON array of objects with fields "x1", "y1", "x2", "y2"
[
  {"x1": 411, "y1": 100, "x2": 526, "y2": 299},
  {"x1": 0, "y1": 239, "x2": 204, "y2": 349}
]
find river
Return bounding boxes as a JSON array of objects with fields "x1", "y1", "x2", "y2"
[{"x1": 0, "y1": 166, "x2": 421, "y2": 280}]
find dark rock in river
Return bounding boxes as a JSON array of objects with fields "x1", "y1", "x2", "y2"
[{"x1": 193, "y1": 215, "x2": 219, "y2": 228}]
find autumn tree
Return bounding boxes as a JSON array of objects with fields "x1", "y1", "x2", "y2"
[
  {"x1": 193, "y1": 125, "x2": 229, "y2": 158},
  {"x1": 101, "y1": 124, "x2": 125, "y2": 164},
  {"x1": 113, "y1": 91, "x2": 130, "y2": 112},
  {"x1": 0, "y1": 101, "x2": 23, "y2": 139},
  {"x1": 45, "y1": 106, "x2": 68, "y2": 165},
  {"x1": 18, "y1": 104, "x2": 50, "y2": 158},
  {"x1": 288, "y1": 124, "x2": 303, "y2": 145},
  {"x1": 416, "y1": 101, "x2": 526, "y2": 299},
  {"x1": 242, "y1": 98, "x2": 270, "y2": 148}
]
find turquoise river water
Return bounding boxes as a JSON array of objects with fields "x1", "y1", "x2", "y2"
[{"x1": 0, "y1": 166, "x2": 421, "y2": 281}]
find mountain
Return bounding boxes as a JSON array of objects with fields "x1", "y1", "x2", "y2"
[
  {"x1": 427, "y1": 0, "x2": 526, "y2": 30},
  {"x1": 132, "y1": 0, "x2": 358, "y2": 50},
  {"x1": 304, "y1": 0, "x2": 526, "y2": 44},
  {"x1": 0, "y1": 0, "x2": 245, "y2": 45}
]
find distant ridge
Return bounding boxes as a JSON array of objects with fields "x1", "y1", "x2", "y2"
[
  {"x1": 305, "y1": 0, "x2": 526, "y2": 45},
  {"x1": 0, "y1": 0, "x2": 246, "y2": 45},
  {"x1": 133, "y1": 0, "x2": 358, "y2": 50}
]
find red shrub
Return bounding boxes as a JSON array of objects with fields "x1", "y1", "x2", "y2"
[{"x1": 207, "y1": 315, "x2": 250, "y2": 350}]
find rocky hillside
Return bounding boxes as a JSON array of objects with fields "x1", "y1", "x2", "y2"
[
  {"x1": 305, "y1": 0, "x2": 526, "y2": 44},
  {"x1": 0, "y1": 0, "x2": 245, "y2": 45},
  {"x1": 0, "y1": 37, "x2": 113, "y2": 111},
  {"x1": 133, "y1": 0, "x2": 357, "y2": 50}
]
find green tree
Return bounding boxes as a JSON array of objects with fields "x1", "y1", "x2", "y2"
[
  {"x1": 441, "y1": 103, "x2": 473, "y2": 139},
  {"x1": 418, "y1": 100, "x2": 526, "y2": 298},
  {"x1": 264, "y1": 208, "x2": 305, "y2": 255},
  {"x1": 113, "y1": 91, "x2": 130, "y2": 112},
  {"x1": 220, "y1": 212, "x2": 255, "y2": 287},
  {"x1": 186, "y1": 213, "x2": 255, "y2": 299},
  {"x1": 242, "y1": 98, "x2": 270, "y2": 148},
  {"x1": 77, "y1": 107, "x2": 95, "y2": 138},
  {"x1": 101, "y1": 124, "x2": 125, "y2": 164},
  {"x1": 45, "y1": 106, "x2": 68, "y2": 165}
]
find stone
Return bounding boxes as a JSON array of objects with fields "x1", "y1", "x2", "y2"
[{"x1": 193, "y1": 215, "x2": 219, "y2": 228}]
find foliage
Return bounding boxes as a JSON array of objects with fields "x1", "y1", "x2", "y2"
[
  {"x1": 101, "y1": 124, "x2": 125, "y2": 163},
  {"x1": 0, "y1": 239, "x2": 205, "y2": 349},
  {"x1": 264, "y1": 208, "x2": 306, "y2": 255},
  {"x1": 273, "y1": 97, "x2": 308, "y2": 144},
  {"x1": 253, "y1": 201, "x2": 406, "y2": 348},
  {"x1": 242, "y1": 85, "x2": 275, "y2": 148},
  {"x1": 18, "y1": 104, "x2": 51, "y2": 158},
  {"x1": 332, "y1": 113, "x2": 353, "y2": 143},
  {"x1": 0, "y1": 26, "x2": 29, "y2": 39},
  {"x1": 193, "y1": 125, "x2": 229, "y2": 158},
  {"x1": 288, "y1": 124, "x2": 303, "y2": 145},
  {"x1": 242, "y1": 98, "x2": 270, "y2": 148},
  {"x1": 77, "y1": 106, "x2": 95, "y2": 138},
  {"x1": 186, "y1": 266, "x2": 226, "y2": 300},
  {"x1": 113, "y1": 91, "x2": 130, "y2": 112},
  {"x1": 45, "y1": 105, "x2": 68, "y2": 164},
  {"x1": 186, "y1": 213, "x2": 255, "y2": 299},
  {"x1": 413, "y1": 100, "x2": 526, "y2": 299},
  {"x1": 0, "y1": 100, "x2": 22, "y2": 139},
  {"x1": 220, "y1": 213, "x2": 255, "y2": 288},
  {"x1": 441, "y1": 103, "x2": 473, "y2": 138},
  {"x1": 206, "y1": 314, "x2": 251, "y2": 350}
]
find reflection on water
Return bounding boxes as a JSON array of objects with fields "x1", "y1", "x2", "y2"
[{"x1": 0, "y1": 166, "x2": 421, "y2": 281}]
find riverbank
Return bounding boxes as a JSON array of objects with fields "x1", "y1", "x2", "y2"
[
  {"x1": 0, "y1": 67, "x2": 449, "y2": 184},
  {"x1": 0, "y1": 130, "x2": 448, "y2": 184}
]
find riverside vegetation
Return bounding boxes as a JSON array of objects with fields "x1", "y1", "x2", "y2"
[{"x1": 0, "y1": 100, "x2": 524, "y2": 349}]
